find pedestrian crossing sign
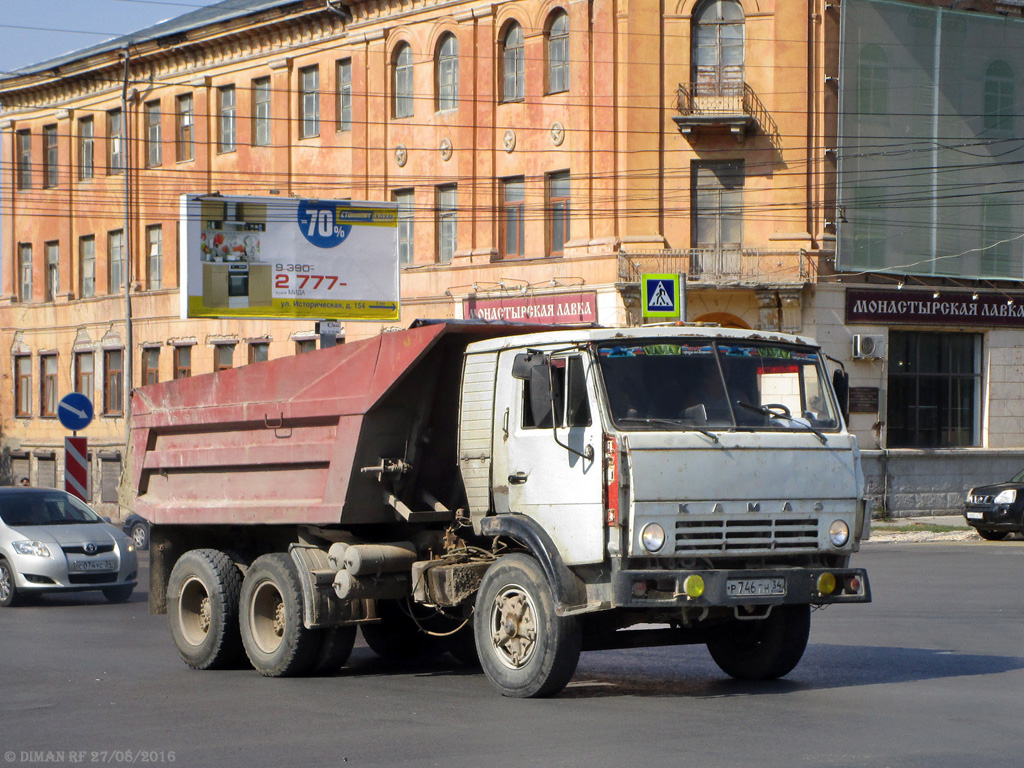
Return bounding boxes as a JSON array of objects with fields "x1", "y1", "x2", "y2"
[{"x1": 642, "y1": 274, "x2": 681, "y2": 319}]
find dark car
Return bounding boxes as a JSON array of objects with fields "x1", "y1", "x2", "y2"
[
  {"x1": 963, "y1": 469, "x2": 1024, "y2": 540},
  {"x1": 121, "y1": 513, "x2": 150, "y2": 551}
]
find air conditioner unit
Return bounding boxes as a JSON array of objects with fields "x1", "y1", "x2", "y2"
[{"x1": 852, "y1": 334, "x2": 885, "y2": 360}]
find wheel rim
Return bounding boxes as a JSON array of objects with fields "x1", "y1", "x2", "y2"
[
  {"x1": 488, "y1": 582, "x2": 539, "y2": 670},
  {"x1": 132, "y1": 526, "x2": 146, "y2": 548},
  {"x1": 0, "y1": 563, "x2": 12, "y2": 602},
  {"x1": 249, "y1": 579, "x2": 286, "y2": 655},
  {"x1": 178, "y1": 576, "x2": 213, "y2": 646}
]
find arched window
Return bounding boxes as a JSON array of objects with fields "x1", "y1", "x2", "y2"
[
  {"x1": 857, "y1": 44, "x2": 889, "y2": 119},
  {"x1": 393, "y1": 42, "x2": 414, "y2": 119},
  {"x1": 547, "y1": 10, "x2": 569, "y2": 94},
  {"x1": 502, "y1": 22, "x2": 525, "y2": 102},
  {"x1": 984, "y1": 60, "x2": 1014, "y2": 133},
  {"x1": 692, "y1": 0, "x2": 744, "y2": 99},
  {"x1": 437, "y1": 34, "x2": 459, "y2": 111}
]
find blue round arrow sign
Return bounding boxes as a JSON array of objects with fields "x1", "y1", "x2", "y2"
[{"x1": 58, "y1": 392, "x2": 94, "y2": 431}]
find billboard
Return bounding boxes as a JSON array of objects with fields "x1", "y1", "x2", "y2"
[{"x1": 180, "y1": 195, "x2": 399, "y2": 321}]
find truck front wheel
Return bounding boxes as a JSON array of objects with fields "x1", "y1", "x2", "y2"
[
  {"x1": 474, "y1": 554, "x2": 581, "y2": 698},
  {"x1": 167, "y1": 549, "x2": 245, "y2": 670},
  {"x1": 706, "y1": 604, "x2": 811, "y2": 680},
  {"x1": 239, "y1": 553, "x2": 318, "y2": 677}
]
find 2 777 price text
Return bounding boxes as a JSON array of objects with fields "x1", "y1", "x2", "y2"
[{"x1": 274, "y1": 274, "x2": 348, "y2": 290}]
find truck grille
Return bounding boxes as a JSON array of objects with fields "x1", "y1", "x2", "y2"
[{"x1": 674, "y1": 516, "x2": 819, "y2": 553}]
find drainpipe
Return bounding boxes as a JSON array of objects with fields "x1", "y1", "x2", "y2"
[{"x1": 121, "y1": 46, "x2": 134, "y2": 448}]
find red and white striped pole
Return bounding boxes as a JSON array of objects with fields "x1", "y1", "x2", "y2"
[{"x1": 65, "y1": 436, "x2": 88, "y2": 501}]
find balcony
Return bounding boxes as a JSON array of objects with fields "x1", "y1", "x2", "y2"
[
  {"x1": 673, "y1": 81, "x2": 778, "y2": 144},
  {"x1": 618, "y1": 248, "x2": 810, "y2": 287}
]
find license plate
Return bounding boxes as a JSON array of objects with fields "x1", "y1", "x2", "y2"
[
  {"x1": 965, "y1": 511, "x2": 984, "y2": 520},
  {"x1": 726, "y1": 577, "x2": 787, "y2": 597},
  {"x1": 74, "y1": 560, "x2": 116, "y2": 572}
]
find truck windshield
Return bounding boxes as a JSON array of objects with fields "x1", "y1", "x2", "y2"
[{"x1": 596, "y1": 339, "x2": 840, "y2": 433}]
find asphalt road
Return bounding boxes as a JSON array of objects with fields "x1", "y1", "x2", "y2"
[{"x1": 1, "y1": 541, "x2": 1022, "y2": 768}]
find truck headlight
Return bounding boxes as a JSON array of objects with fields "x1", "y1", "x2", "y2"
[
  {"x1": 12, "y1": 540, "x2": 52, "y2": 558},
  {"x1": 994, "y1": 489, "x2": 1017, "y2": 505},
  {"x1": 641, "y1": 523, "x2": 666, "y2": 553},
  {"x1": 828, "y1": 520, "x2": 850, "y2": 548}
]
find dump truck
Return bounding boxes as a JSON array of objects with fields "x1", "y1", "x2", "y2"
[{"x1": 130, "y1": 320, "x2": 871, "y2": 698}]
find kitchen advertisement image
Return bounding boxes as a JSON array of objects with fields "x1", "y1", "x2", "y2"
[{"x1": 180, "y1": 194, "x2": 399, "y2": 321}]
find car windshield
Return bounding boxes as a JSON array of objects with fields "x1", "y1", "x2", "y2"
[
  {"x1": 596, "y1": 338, "x2": 840, "y2": 432},
  {"x1": 1012, "y1": 468, "x2": 1024, "y2": 483},
  {"x1": 0, "y1": 492, "x2": 104, "y2": 527}
]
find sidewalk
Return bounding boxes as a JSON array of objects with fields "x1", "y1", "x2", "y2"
[{"x1": 868, "y1": 513, "x2": 978, "y2": 543}]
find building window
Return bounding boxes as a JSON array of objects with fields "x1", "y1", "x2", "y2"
[
  {"x1": 79, "y1": 116, "x2": 94, "y2": 180},
  {"x1": 547, "y1": 11, "x2": 569, "y2": 94},
  {"x1": 394, "y1": 43, "x2": 414, "y2": 118},
  {"x1": 15, "y1": 355, "x2": 32, "y2": 417},
  {"x1": 75, "y1": 352, "x2": 94, "y2": 397},
  {"x1": 147, "y1": 225, "x2": 163, "y2": 290},
  {"x1": 436, "y1": 34, "x2": 458, "y2": 111},
  {"x1": 857, "y1": 44, "x2": 888, "y2": 120},
  {"x1": 337, "y1": 60, "x2": 352, "y2": 131},
  {"x1": 214, "y1": 344, "x2": 234, "y2": 372},
  {"x1": 296, "y1": 339, "x2": 317, "y2": 354},
  {"x1": 394, "y1": 189, "x2": 415, "y2": 266},
  {"x1": 437, "y1": 185, "x2": 457, "y2": 264},
  {"x1": 18, "y1": 244, "x2": 32, "y2": 302},
  {"x1": 108, "y1": 108, "x2": 123, "y2": 174},
  {"x1": 80, "y1": 235, "x2": 96, "y2": 298},
  {"x1": 548, "y1": 171, "x2": 570, "y2": 256},
  {"x1": 45, "y1": 242, "x2": 59, "y2": 302},
  {"x1": 177, "y1": 94, "x2": 194, "y2": 162},
  {"x1": 850, "y1": 185, "x2": 886, "y2": 270},
  {"x1": 984, "y1": 60, "x2": 1015, "y2": 134},
  {"x1": 145, "y1": 100, "x2": 162, "y2": 167},
  {"x1": 300, "y1": 65, "x2": 320, "y2": 138},
  {"x1": 253, "y1": 77, "x2": 271, "y2": 146},
  {"x1": 44, "y1": 125, "x2": 58, "y2": 188},
  {"x1": 17, "y1": 130, "x2": 32, "y2": 189},
  {"x1": 104, "y1": 349, "x2": 123, "y2": 415},
  {"x1": 248, "y1": 342, "x2": 269, "y2": 364},
  {"x1": 142, "y1": 348, "x2": 160, "y2": 386},
  {"x1": 40, "y1": 355, "x2": 58, "y2": 418},
  {"x1": 502, "y1": 177, "x2": 526, "y2": 258},
  {"x1": 219, "y1": 85, "x2": 236, "y2": 153},
  {"x1": 502, "y1": 23, "x2": 525, "y2": 102},
  {"x1": 693, "y1": 161, "x2": 743, "y2": 253},
  {"x1": 887, "y1": 332, "x2": 982, "y2": 448},
  {"x1": 173, "y1": 346, "x2": 192, "y2": 379},
  {"x1": 100, "y1": 458, "x2": 120, "y2": 503},
  {"x1": 108, "y1": 230, "x2": 124, "y2": 294},
  {"x1": 692, "y1": 0, "x2": 745, "y2": 100}
]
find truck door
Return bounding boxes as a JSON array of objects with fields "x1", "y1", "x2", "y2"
[{"x1": 494, "y1": 351, "x2": 605, "y2": 565}]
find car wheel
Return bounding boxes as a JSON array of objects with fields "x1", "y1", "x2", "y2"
[
  {"x1": 473, "y1": 554, "x2": 582, "y2": 698},
  {"x1": 102, "y1": 584, "x2": 134, "y2": 603},
  {"x1": 130, "y1": 523, "x2": 149, "y2": 551},
  {"x1": 706, "y1": 604, "x2": 811, "y2": 680},
  {"x1": 167, "y1": 549, "x2": 246, "y2": 670},
  {"x1": 0, "y1": 557, "x2": 23, "y2": 608},
  {"x1": 239, "y1": 553, "x2": 318, "y2": 677},
  {"x1": 977, "y1": 529, "x2": 1009, "y2": 541}
]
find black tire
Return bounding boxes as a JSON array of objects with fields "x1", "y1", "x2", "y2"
[
  {"x1": 239, "y1": 553, "x2": 318, "y2": 677},
  {"x1": 102, "y1": 584, "x2": 134, "y2": 603},
  {"x1": 130, "y1": 523, "x2": 149, "y2": 551},
  {"x1": 443, "y1": 622, "x2": 480, "y2": 667},
  {"x1": 0, "y1": 557, "x2": 23, "y2": 608},
  {"x1": 309, "y1": 625, "x2": 357, "y2": 676},
  {"x1": 167, "y1": 549, "x2": 245, "y2": 670},
  {"x1": 473, "y1": 554, "x2": 581, "y2": 698},
  {"x1": 360, "y1": 599, "x2": 438, "y2": 662},
  {"x1": 707, "y1": 604, "x2": 811, "y2": 680},
  {"x1": 977, "y1": 529, "x2": 1009, "y2": 541}
]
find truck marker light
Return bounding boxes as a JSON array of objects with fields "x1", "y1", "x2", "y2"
[
  {"x1": 604, "y1": 435, "x2": 620, "y2": 527},
  {"x1": 640, "y1": 523, "x2": 666, "y2": 553},
  {"x1": 817, "y1": 572, "x2": 837, "y2": 596},
  {"x1": 683, "y1": 574, "x2": 705, "y2": 599},
  {"x1": 632, "y1": 581, "x2": 648, "y2": 598},
  {"x1": 828, "y1": 519, "x2": 850, "y2": 547},
  {"x1": 844, "y1": 575, "x2": 862, "y2": 594}
]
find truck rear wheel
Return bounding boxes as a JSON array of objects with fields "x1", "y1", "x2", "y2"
[
  {"x1": 706, "y1": 604, "x2": 811, "y2": 680},
  {"x1": 360, "y1": 599, "x2": 437, "y2": 661},
  {"x1": 309, "y1": 625, "x2": 357, "y2": 676},
  {"x1": 239, "y1": 553, "x2": 318, "y2": 677},
  {"x1": 474, "y1": 554, "x2": 581, "y2": 698},
  {"x1": 167, "y1": 549, "x2": 245, "y2": 670}
]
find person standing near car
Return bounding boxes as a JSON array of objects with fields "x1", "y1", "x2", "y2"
[{"x1": 18, "y1": 477, "x2": 29, "y2": 487}]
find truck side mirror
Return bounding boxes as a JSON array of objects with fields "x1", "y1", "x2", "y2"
[
  {"x1": 512, "y1": 352, "x2": 545, "y2": 380},
  {"x1": 832, "y1": 369, "x2": 850, "y2": 424}
]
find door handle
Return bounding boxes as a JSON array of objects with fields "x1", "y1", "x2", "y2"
[{"x1": 508, "y1": 471, "x2": 528, "y2": 485}]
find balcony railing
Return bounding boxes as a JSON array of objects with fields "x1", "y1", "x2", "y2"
[
  {"x1": 673, "y1": 81, "x2": 779, "y2": 144},
  {"x1": 618, "y1": 248, "x2": 810, "y2": 285}
]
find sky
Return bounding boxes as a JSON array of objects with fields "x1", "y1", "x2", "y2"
[{"x1": 0, "y1": 0, "x2": 226, "y2": 75}]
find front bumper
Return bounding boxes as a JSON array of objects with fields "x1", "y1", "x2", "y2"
[
  {"x1": 963, "y1": 504, "x2": 1024, "y2": 533},
  {"x1": 612, "y1": 566, "x2": 870, "y2": 609},
  {"x1": 10, "y1": 546, "x2": 138, "y2": 593}
]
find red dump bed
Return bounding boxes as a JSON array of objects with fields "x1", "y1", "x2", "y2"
[{"x1": 130, "y1": 322, "x2": 534, "y2": 526}]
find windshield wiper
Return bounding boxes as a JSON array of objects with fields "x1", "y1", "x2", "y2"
[
  {"x1": 734, "y1": 402, "x2": 828, "y2": 445},
  {"x1": 617, "y1": 417, "x2": 719, "y2": 444}
]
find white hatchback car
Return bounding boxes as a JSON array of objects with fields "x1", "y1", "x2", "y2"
[{"x1": 0, "y1": 488, "x2": 138, "y2": 607}]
